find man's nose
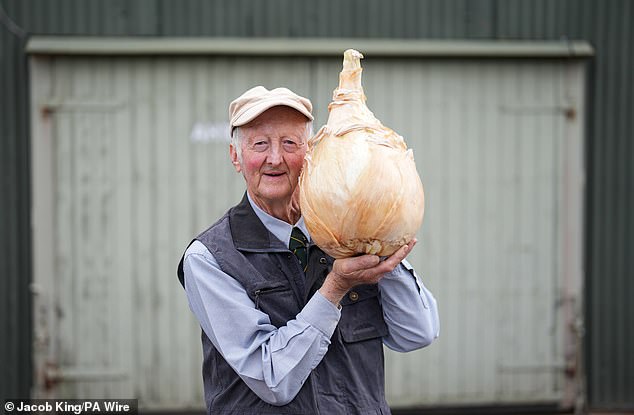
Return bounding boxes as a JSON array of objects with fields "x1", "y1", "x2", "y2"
[{"x1": 266, "y1": 143, "x2": 283, "y2": 164}]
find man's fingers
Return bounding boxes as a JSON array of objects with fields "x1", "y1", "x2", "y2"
[
  {"x1": 350, "y1": 254, "x2": 381, "y2": 270},
  {"x1": 334, "y1": 239, "x2": 419, "y2": 283},
  {"x1": 376, "y1": 240, "x2": 416, "y2": 272},
  {"x1": 389, "y1": 244, "x2": 410, "y2": 264},
  {"x1": 337, "y1": 254, "x2": 380, "y2": 275}
]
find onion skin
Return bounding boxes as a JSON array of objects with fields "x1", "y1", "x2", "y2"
[{"x1": 299, "y1": 49, "x2": 424, "y2": 259}]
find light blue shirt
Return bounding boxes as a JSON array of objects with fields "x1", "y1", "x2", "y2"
[{"x1": 183, "y1": 195, "x2": 440, "y2": 405}]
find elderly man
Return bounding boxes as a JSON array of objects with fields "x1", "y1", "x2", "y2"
[{"x1": 178, "y1": 86, "x2": 439, "y2": 414}]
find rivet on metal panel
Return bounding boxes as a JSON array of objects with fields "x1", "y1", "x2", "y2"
[
  {"x1": 44, "y1": 361, "x2": 61, "y2": 391},
  {"x1": 41, "y1": 105, "x2": 54, "y2": 117},
  {"x1": 564, "y1": 107, "x2": 576, "y2": 120}
]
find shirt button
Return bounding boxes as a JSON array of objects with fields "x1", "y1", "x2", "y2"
[
  {"x1": 319, "y1": 257, "x2": 327, "y2": 264},
  {"x1": 349, "y1": 291, "x2": 359, "y2": 302}
]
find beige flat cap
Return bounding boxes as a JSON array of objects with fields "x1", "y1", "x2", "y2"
[{"x1": 229, "y1": 86, "x2": 313, "y2": 135}]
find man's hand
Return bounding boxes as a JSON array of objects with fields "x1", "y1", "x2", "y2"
[{"x1": 318, "y1": 239, "x2": 417, "y2": 306}]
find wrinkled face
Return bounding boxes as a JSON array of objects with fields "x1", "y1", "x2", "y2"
[{"x1": 230, "y1": 106, "x2": 309, "y2": 207}]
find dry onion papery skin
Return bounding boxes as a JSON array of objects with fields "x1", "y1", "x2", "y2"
[{"x1": 299, "y1": 49, "x2": 424, "y2": 259}]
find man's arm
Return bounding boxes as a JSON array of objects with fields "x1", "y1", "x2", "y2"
[
  {"x1": 378, "y1": 260, "x2": 440, "y2": 352},
  {"x1": 183, "y1": 240, "x2": 340, "y2": 406}
]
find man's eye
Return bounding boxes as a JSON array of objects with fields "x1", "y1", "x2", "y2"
[
  {"x1": 252, "y1": 141, "x2": 269, "y2": 151},
  {"x1": 282, "y1": 140, "x2": 301, "y2": 151}
]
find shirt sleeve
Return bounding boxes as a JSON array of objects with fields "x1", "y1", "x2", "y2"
[
  {"x1": 183, "y1": 240, "x2": 341, "y2": 406},
  {"x1": 378, "y1": 259, "x2": 440, "y2": 352}
]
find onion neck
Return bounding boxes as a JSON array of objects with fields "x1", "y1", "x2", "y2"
[
  {"x1": 327, "y1": 48, "x2": 383, "y2": 134},
  {"x1": 337, "y1": 49, "x2": 364, "y2": 93}
]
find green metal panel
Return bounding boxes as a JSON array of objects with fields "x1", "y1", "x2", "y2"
[
  {"x1": 584, "y1": 0, "x2": 634, "y2": 409},
  {"x1": 0, "y1": 26, "x2": 32, "y2": 402},
  {"x1": 1, "y1": 0, "x2": 633, "y2": 409}
]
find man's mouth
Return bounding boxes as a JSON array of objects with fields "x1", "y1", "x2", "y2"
[{"x1": 263, "y1": 172, "x2": 285, "y2": 177}]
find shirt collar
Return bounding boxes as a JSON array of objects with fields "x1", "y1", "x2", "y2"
[{"x1": 247, "y1": 192, "x2": 311, "y2": 246}]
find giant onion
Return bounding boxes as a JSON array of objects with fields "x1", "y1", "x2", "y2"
[{"x1": 299, "y1": 49, "x2": 425, "y2": 258}]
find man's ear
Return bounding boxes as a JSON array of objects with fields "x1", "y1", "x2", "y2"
[{"x1": 229, "y1": 144, "x2": 241, "y2": 173}]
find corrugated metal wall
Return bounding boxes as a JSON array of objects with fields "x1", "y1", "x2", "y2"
[{"x1": 1, "y1": 0, "x2": 632, "y2": 409}]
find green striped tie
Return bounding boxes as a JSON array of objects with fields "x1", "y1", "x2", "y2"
[{"x1": 289, "y1": 227, "x2": 309, "y2": 272}]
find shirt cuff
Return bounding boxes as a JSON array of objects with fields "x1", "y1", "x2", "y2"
[{"x1": 298, "y1": 291, "x2": 341, "y2": 338}]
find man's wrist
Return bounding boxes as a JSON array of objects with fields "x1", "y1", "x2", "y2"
[{"x1": 318, "y1": 275, "x2": 349, "y2": 307}]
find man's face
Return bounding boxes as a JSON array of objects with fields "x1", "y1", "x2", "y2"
[{"x1": 230, "y1": 106, "x2": 309, "y2": 207}]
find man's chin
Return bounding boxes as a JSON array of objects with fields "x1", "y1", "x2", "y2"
[{"x1": 253, "y1": 187, "x2": 293, "y2": 203}]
